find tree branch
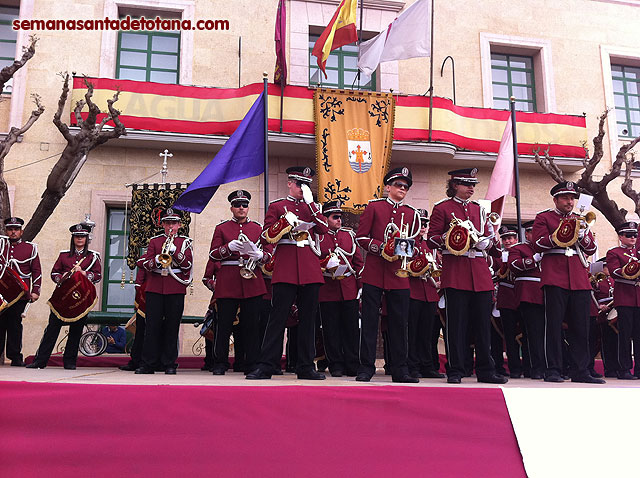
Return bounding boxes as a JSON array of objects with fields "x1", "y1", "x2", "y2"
[
  {"x1": 0, "y1": 35, "x2": 37, "y2": 91},
  {"x1": 533, "y1": 146, "x2": 564, "y2": 182},
  {"x1": 52, "y1": 72, "x2": 74, "y2": 142},
  {"x1": 621, "y1": 153, "x2": 640, "y2": 218}
]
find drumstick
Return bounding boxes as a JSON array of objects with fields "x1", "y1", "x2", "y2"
[{"x1": 21, "y1": 301, "x2": 31, "y2": 318}]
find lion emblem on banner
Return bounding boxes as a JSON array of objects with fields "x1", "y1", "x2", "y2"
[{"x1": 347, "y1": 128, "x2": 372, "y2": 173}]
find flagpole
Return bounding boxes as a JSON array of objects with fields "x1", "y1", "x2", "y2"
[
  {"x1": 264, "y1": 73, "x2": 270, "y2": 214},
  {"x1": 427, "y1": 0, "x2": 434, "y2": 142},
  {"x1": 510, "y1": 96, "x2": 523, "y2": 241}
]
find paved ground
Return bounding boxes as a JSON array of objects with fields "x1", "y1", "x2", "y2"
[{"x1": 3, "y1": 365, "x2": 640, "y2": 389}]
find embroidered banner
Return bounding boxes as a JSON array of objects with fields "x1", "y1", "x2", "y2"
[
  {"x1": 127, "y1": 184, "x2": 191, "y2": 269},
  {"x1": 71, "y1": 77, "x2": 587, "y2": 158},
  {"x1": 314, "y1": 88, "x2": 394, "y2": 212}
]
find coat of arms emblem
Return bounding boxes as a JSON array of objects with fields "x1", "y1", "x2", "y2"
[{"x1": 347, "y1": 128, "x2": 372, "y2": 174}]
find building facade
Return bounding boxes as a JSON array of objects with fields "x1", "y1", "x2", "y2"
[{"x1": 1, "y1": 0, "x2": 639, "y2": 355}]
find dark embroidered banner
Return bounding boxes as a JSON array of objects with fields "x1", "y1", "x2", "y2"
[
  {"x1": 127, "y1": 184, "x2": 191, "y2": 269},
  {"x1": 314, "y1": 88, "x2": 395, "y2": 213}
]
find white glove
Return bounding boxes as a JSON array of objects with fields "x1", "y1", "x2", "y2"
[
  {"x1": 300, "y1": 183, "x2": 314, "y2": 205},
  {"x1": 501, "y1": 251, "x2": 509, "y2": 262},
  {"x1": 475, "y1": 237, "x2": 491, "y2": 251},
  {"x1": 246, "y1": 248, "x2": 264, "y2": 260},
  {"x1": 154, "y1": 254, "x2": 162, "y2": 266},
  {"x1": 578, "y1": 228, "x2": 586, "y2": 239},
  {"x1": 326, "y1": 255, "x2": 340, "y2": 269},
  {"x1": 168, "y1": 243, "x2": 177, "y2": 254},
  {"x1": 228, "y1": 239, "x2": 243, "y2": 252},
  {"x1": 533, "y1": 253, "x2": 542, "y2": 262}
]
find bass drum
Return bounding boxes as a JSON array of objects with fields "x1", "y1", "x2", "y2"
[
  {"x1": 0, "y1": 268, "x2": 29, "y2": 313},
  {"x1": 48, "y1": 271, "x2": 98, "y2": 323}
]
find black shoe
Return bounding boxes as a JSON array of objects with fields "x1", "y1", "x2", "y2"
[
  {"x1": 10, "y1": 360, "x2": 26, "y2": 367},
  {"x1": 212, "y1": 368, "x2": 226, "y2": 375},
  {"x1": 330, "y1": 370, "x2": 344, "y2": 377},
  {"x1": 135, "y1": 367, "x2": 155, "y2": 374},
  {"x1": 572, "y1": 374, "x2": 606, "y2": 384},
  {"x1": 530, "y1": 373, "x2": 544, "y2": 380},
  {"x1": 26, "y1": 362, "x2": 45, "y2": 369},
  {"x1": 64, "y1": 364, "x2": 76, "y2": 370},
  {"x1": 605, "y1": 371, "x2": 618, "y2": 378},
  {"x1": 297, "y1": 370, "x2": 326, "y2": 380},
  {"x1": 285, "y1": 366, "x2": 296, "y2": 373},
  {"x1": 409, "y1": 371, "x2": 421, "y2": 379},
  {"x1": 509, "y1": 372, "x2": 522, "y2": 379},
  {"x1": 422, "y1": 369, "x2": 445, "y2": 379},
  {"x1": 561, "y1": 374, "x2": 570, "y2": 381},
  {"x1": 119, "y1": 363, "x2": 138, "y2": 371},
  {"x1": 200, "y1": 365, "x2": 212, "y2": 371},
  {"x1": 447, "y1": 376, "x2": 462, "y2": 384},
  {"x1": 478, "y1": 374, "x2": 508, "y2": 384},
  {"x1": 165, "y1": 368, "x2": 177, "y2": 375},
  {"x1": 589, "y1": 370, "x2": 604, "y2": 378},
  {"x1": 617, "y1": 371, "x2": 638, "y2": 380},
  {"x1": 393, "y1": 374, "x2": 419, "y2": 383},
  {"x1": 246, "y1": 368, "x2": 271, "y2": 380},
  {"x1": 273, "y1": 368, "x2": 284, "y2": 375},
  {"x1": 356, "y1": 373, "x2": 371, "y2": 382},
  {"x1": 544, "y1": 374, "x2": 564, "y2": 383}
]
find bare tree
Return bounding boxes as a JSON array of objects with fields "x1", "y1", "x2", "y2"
[
  {"x1": 0, "y1": 95, "x2": 45, "y2": 232},
  {"x1": 0, "y1": 35, "x2": 37, "y2": 92},
  {"x1": 22, "y1": 74, "x2": 126, "y2": 241},
  {"x1": 534, "y1": 109, "x2": 640, "y2": 227}
]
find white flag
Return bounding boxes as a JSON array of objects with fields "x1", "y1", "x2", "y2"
[{"x1": 357, "y1": 0, "x2": 431, "y2": 77}]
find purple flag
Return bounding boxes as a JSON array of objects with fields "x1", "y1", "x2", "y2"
[
  {"x1": 173, "y1": 93, "x2": 265, "y2": 213},
  {"x1": 274, "y1": 0, "x2": 287, "y2": 84}
]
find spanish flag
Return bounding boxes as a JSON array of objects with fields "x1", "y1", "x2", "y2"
[{"x1": 311, "y1": 0, "x2": 358, "y2": 78}]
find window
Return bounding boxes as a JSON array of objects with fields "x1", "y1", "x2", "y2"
[
  {"x1": 116, "y1": 30, "x2": 180, "y2": 84},
  {"x1": 491, "y1": 53, "x2": 536, "y2": 112},
  {"x1": 612, "y1": 64, "x2": 640, "y2": 138},
  {"x1": 0, "y1": 6, "x2": 19, "y2": 94},
  {"x1": 309, "y1": 34, "x2": 375, "y2": 91},
  {"x1": 102, "y1": 208, "x2": 135, "y2": 313}
]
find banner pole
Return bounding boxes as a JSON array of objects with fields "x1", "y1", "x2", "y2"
[
  {"x1": 427, "y1": 0, "x2": 435, "y2": 142},
  {"x1": 510, "y1": 96, "x2": 523, "y2": 241},
  {"x1": 263, "y1": 73, "x2": 270, "y2": 214}
]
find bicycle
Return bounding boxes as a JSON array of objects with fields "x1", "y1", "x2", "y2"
[{"x1": 55, "y1": 324, "x2": 109, "y2": 357}]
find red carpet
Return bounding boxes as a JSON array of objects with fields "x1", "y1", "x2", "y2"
[{"x1": 1, "y1": 382, "x2": 524, "y2": 477}]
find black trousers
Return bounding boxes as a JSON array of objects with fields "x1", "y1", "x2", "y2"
[
  {"x1": 616, "y1": 306, "x2": 640, "y2": 374},
  {"x1": 588, "y1": 316, "x2": 600, "y2": 373},
  {"x1": 33, "y1": 312, "x2": 87, "y2": 367},
  {"x1": 214, "y1": 295, "x2": 262, "y2": 372},
  {"x1": 444, "y1": 288, "x2": 495, "y2": 380},
  {"x1": 408, "y1": 299, "x2": 437, "y2": 374},
  {"x1": 258, "y1": 282, "x2": 320, "y2": 375},
  {"x1": 520, "y1": 302, "x2": 545, "y2": 377},
  {"x1": 601, "y1": 321, "x2": 619, "y2": 375},
  {"x1": 319, "y1": 299, "x2": 359, "y2": 374},
  {"x1": 0, "y1": 299, "x2": 28, "y2": 363},
  {"x1": 431, "y1": 314, "x2": 443, "y2": 371},
  {"x1": 490, "y1": 318, "x2": 506, "y2": 375},
  {"x1": 359, "y1": 284, "x2": 409, "y2": 378},
  {"x1": 127, "y1": 312, "x2": 146, "y2": 366},
  {"x1": 543, "y1": 286, "x2": 590, "y2": 378},
  {"x1": 500, "y1": 308, "x2": 524, "y2": 376},
  {"x1": 141, "y1": 292, "x2": 184, "y2": 370}
]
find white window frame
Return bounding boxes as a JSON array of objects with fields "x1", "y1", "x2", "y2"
[{"x1": 480, "y1": 32, "x2": 556, "y2": 113}]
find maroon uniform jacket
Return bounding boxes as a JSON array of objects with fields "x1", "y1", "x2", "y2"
[
  {"x1": 317, "y1": 227, "x2": 363, "y2": 302},
  {"x1": 607, "y1": 245, "x2": 640, "y2": 307},
  {"x1": 356, "y1": 197, "x2": 420, "y2": 290},
  {"x1": 532, "y1": 209, "x2": 597, "y2": 290},
  {"x1": 409, "y1": 236, "x2": 439, "y2": 303},
  {"x1": 209, "y1": 218, "x2": 267, "y2": 299},
  {"x1": 496, "y1": 252, "x2": 518, "y2": 310},
  {"x1": 594, "y1": 275, "x2": 614, "y2": 307},
  {"x1": 51, "y1": 249, "x2": 102, "y2": 284},
  {"x1": 202, "y1": 257, "x2": 220, "y2": 292},
  {"x1": 427, "y1": 197, "x2": 498, "y2": 292},
  {"x1": 508, "y1": 241, "x2": 543, "y2": 306},
  {"x1": 262, "y1": 196, "x2": 328, "y2": 286},
  {"x1": 5, "y1": 238, "x2": 42, "y2": 295},
  {"x1": 137, "y1": 234, "x2": 193, "y2": 295}
]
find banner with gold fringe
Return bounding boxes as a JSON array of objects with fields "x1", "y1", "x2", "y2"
[
  {"x1": 314, "y1": 88, "x2": 395, "y2": 213},
  {"x1": 127, "y1": 184, "x2": 191, "y2": 269}
]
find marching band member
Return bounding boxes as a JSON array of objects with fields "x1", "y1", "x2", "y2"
[
  {"x1": 427, "y1": 168, "x2": 507, "y2": 384},
  {"x1": 27, "y1": 224, "x2": 101, "y2": 370},
  {"x1": 135, "y1": 209, "x2": 193, "y2": 375},
  {"x1": 591, "y1": 258, "x2": 618, "y2": 377},
  {"x1": 407, "y1": 209, "x2": 444, "y2": 379},
  {"x1": 495, "y1": 225, "x2": 524, "y2": 378},
  {"x1": 247, "y1": 166, "x2": 328, "y2": 380},
  {"x1": 355, "y1": 167, "x2": 420, "y2": 383},
  {"x1": 606, "y1": 221, "x2": 640, "y2": 379},
  {"x1": 532, "y1": 181, "x2": 604, "y2": 383},
  {"x1": 208, "y1": 190, "x2": 267, "y2": 375},
  {"x1": 0, "y1": 217, "x2": 41, "y2": 366},
  {"x1": 316, "y1": 200, "x2": 363, "y2": 377},
  {"x1": 200, "y1": 255, "x2": 219, "y2": 372},
  {"x1": 508, "y1": 220, "x2": 544, "y2": 379},
  {"x1": 119, "y1": 266, "x2": 147, "y2": 371}
]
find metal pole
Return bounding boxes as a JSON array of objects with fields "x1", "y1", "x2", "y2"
[
  {"x1": 263, "y1": 73, "x2": 270, "y2": 214},
  {"x1": 357, "y1": 0, "x2": 364, "y2": 89},
  {"x1": 238, "y1": 36, "x2": 242, "y2": 88},
  {"x1": 510, "y1": 97, "x2": 523, "y2": 241},
  {"x1": 427, "y1": 0, "x2": 435, "y2": 142},
  {"x1": 440, "y1": 55, "x2": 456, "y2": 105}
]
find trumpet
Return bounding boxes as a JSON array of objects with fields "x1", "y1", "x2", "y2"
[
  {"x1": 158, "y1": 233, "x2": 175, "y2": 268},
  {"x1": 237, "y1": 233, "x2": 260, "y2": 280},
  {"x1": 590, "y1": 271, "x2": 607, "y2": 285},
  {"x1": 488, "y1": 212, "x2": 501, "y2": 226},
  {"x1": 395, "y1": 213, "x2": 411, "y2": 278},
  {"x1": 579, "y1": 210, "x2": 596, "y2": 231},
  {"x1": 450, "y1": 213, "x2": 481, "y2": 246},
  {"x1": 424, "y1": 252, "x2": 441, "y2": 278}
]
